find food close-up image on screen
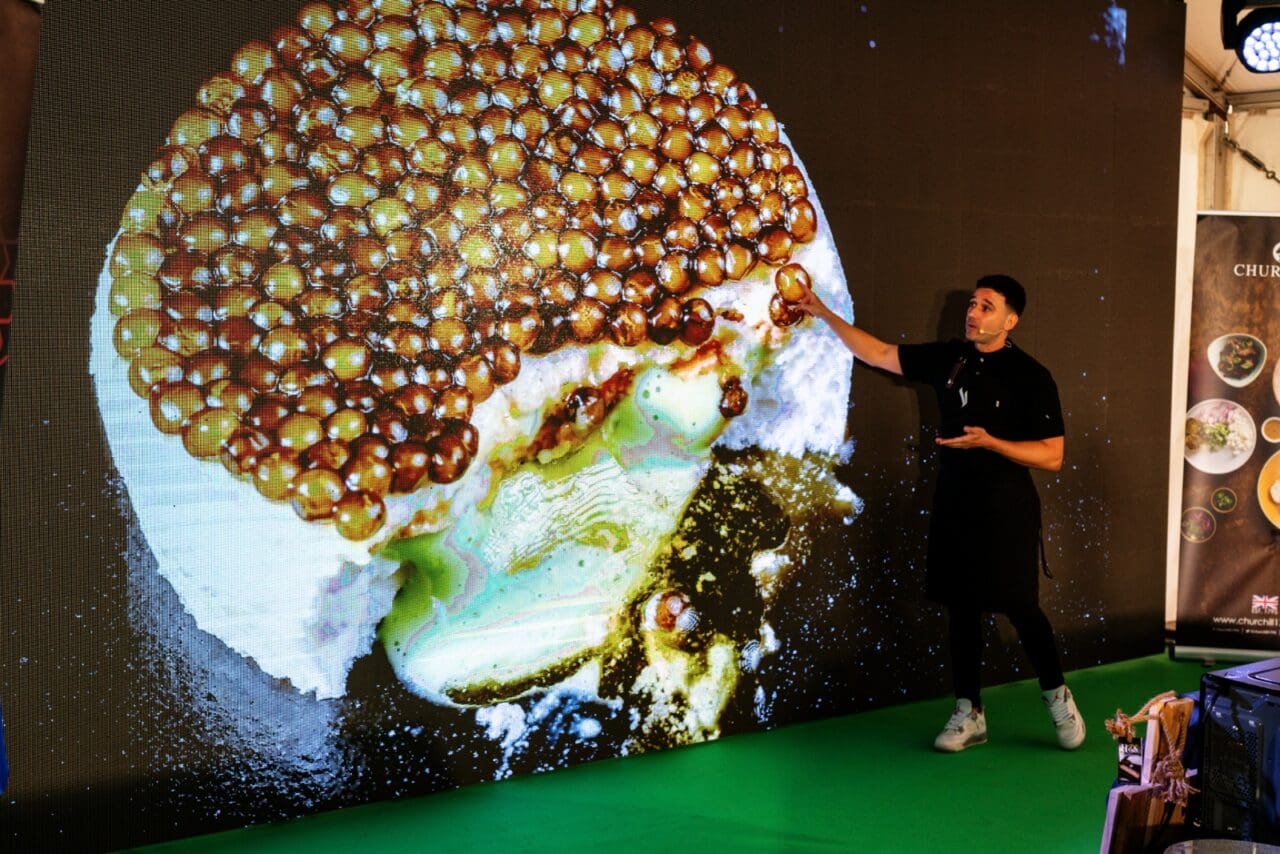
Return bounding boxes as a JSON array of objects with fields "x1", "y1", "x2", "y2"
[
  {"x1": 14, "y1": 0, "x2": 868, "y2": 842},
  {"x1": 0, "y1": 0, "x2": 1190, "y2": 848},
  {"x1": 96, "y1": 0, "x2": 857, "y2": 782}
]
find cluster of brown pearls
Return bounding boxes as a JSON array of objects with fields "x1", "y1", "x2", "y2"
[{"x1": 109, "y1": 0, "x2": 817, "y2": 541}]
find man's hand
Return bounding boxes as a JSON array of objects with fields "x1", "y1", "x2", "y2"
[
  {"x1": 937, "y1": 429, "x2": 1064, "y2": 472},
  {"x1": 795, "y1": 284, "x2": 834, "y2": 322},
  {"x1": 936, "y1": 426, "x2": 992, "y2": 450},
  {"x1": 795, "y1": 284, "x2": 902, "y2": 376}
]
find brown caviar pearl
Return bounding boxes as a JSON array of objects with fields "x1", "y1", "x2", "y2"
[
  {"x1": 221, "y1": 427, "x2": 272, "y2": 476},
  {"x1": 262, "y1": 262, "x2": 306, "y2": 300},
  {"x1": 185, "y1": 349, "x2": 234, "y2": 387},
  {"x1": 483, "y1": 338, "x2": 521, "y2": 384},
  {"x1": 769, "y1": 293, "x2": 805, "y2": 327},
  {"x1": 566, "y1": 386, "x2": 605, "y2": 432},
  {"x1": 453, "y1": 353, "x2": 495, "y2": 402},
  {"x1": 619, "y1": 147, "x2": 659, "y2": 185},
  {"x1": 349, "y1": 433, "x2": 390, "y2": 462},
  {"x1": 183, "y1": 407, "x2": 240, "y2": 458},
  {"x1": 677, "y1": 187, "x2": 713, "y2": 221},
  {"x1": 384, "y1": 323, "x2": 428, "y2": 359},
  {"x1": 499, "y1": 308, "x2": 542, "y2": 351},
  {"x1": 775, "y1": 264, "x2": 811, "y2": 303},
  {"x1": 656, "y1": 253, "x2": 691, "y2": 295},
  {"x1": 428, "y1": 317, "x2": 471, "y2": 358},
  {"x1": 778, "y1": 165, "x2": 807, "y2": 198},
  {"x1": 653, "y1": 162, "x2": 688, "y2": 197},
  {"x1": 649, "y1": 93, "x2": 687, "y2": 126},
  {"x1": 648, "y1": 297, "x2": 683, "y2": 345},
  {"x1": 434, "y1": 384, "x2": 474, "y2": 421},
  {"x1": 157, "y1": 249, "x2": 210, "y2": 290},
  {"x1": 567, "y1": 297, "x2": 607, "y2": 342},
  {"x1": 730, "y1": 205, "x2": 762, "y2": 240},
  {"x1": 390, "y1": 440, "x2": 430, "y2": 492},
  {"x1": 305, "y1": 437, "x2": 351, "y2": 472},
  {"x1": 415, "y1": 361, "x2": 453, "y2": 393},
  {"x1": 786, "y1": 199, "x2": 818, "y2": 243},
  {"x1": 557, "y1": 229, "x2": 596, "y2": 274},
  {"x1": 207, "y1": 379, "x2": 256, "y2": 416},
  {"x1": 114, "y1": 309, "x2": 163, "y2": 358},
  {"x1": 685, "y1": 152, "x2": 721, "y2": 185},
  {"x1": 700, "y1": 212, "x2": 731, "y2": 245},
  {"x1": 442, "y1": 417, "x2": 480, "y2": 457},
  {"x1": 370, "y1": 405, "x2": 411, "y2": 444},
  {"x1": 750, "y1": 108, "x2": 779, "y2": 143},
  {"x1": 325, "y1": 407, "x2": 368, "y2": 441},
  {"x1": 233, "y1": 210, "x2": 280, "y2": 251},
  {"x1": 694, "y1": 247, "x2": 726, "y2": 286},
  {"x1": 725, "y1": 143, "x2": 756, "y2": 178},
  {"x1": 245, "y1": 394, "x2": 291, "y2": 431},
  {"x1": 334, "y1": 490, "x2": 386, "y2": 540},
  {"x1": 679, "y1": 294, "x2": 716, "y2": 344},
  {"x1": 582, "y1": 269, "x2": 623, "y2": 304},
  {"x1": 662, "y1": 218, "x2": 699, "y2": 252},
  {"x1": 180, "y1": 213, "x2": 231, "y2": 253},
  {"x1": 277, "y1": 412, "x2": 324, "y2": 451},
  {"x1": 297, "y1": 386, "x2": 340, "y2": 417},
  {"x1": 389, "y1": 383, "x2": 436, "y2": 417},
  {"x1": 758, "y1": 191, "x2": 787, "y2": 225},
  {"x1": 260, "y1": 326, "x2": 313, "y2": 367},
  {"x1": 278, "y1": 364, "x2": 328, "y2": 398},
  {"x1": 633, "y1": 234, "x2": 664, "y2": 268},
  {"x1": 368, "y1": 355, "x2": 411, "y2": 391},
  {"x1": 622, "y1": 270, "x2": 659, "y2": 307},
  {"x1": 128, "y1": 346, "x2": 185, "y2": 398},
  {"x1": 217, "y1": 317, "x2": 264, "y2": 355},
  {"x1": 426, "y1": 430, "x2": 471, "y2": 484},
  {"x1": 747, "y1": 169, "x2": 778, "y2": 199},
  {"x1": 695, "y1": 124, "x2": 732, "y2": 158},
  {"x1": 149, "y1": 381, "x2": 204, "y2": 434},
  {"x1": 342, "y1": 451, "x2": 393, "y2": 496},
  {"x1": 602, "y1": 201, "x2": 638, "y2": 236},
  {"x1": 322, "y1": 339, "x2": 372, "y2": 381},
  {"x1": 607, "y1": 301, "x2": 647, "y2": 346},
  {"x1": 757, "y1": 227, "x2": 794, "y2": 264},
  {"x1": 758, "y1": 142, "x2": 793, "y2": 172},
  {"x1": 721, "y1": 381, "x2": 747, "y2": 419},
  {"x1": 287, "y1": 467, "x2": 345, "y2": 525},
  {"x1": 724, "y1": 242, "x2": 757, "y2": 280}
]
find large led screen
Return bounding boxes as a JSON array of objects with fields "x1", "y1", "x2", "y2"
[
  {"x1": 1, "y1": 0, "x2": 1185, "y2": 847},
  {"x1": 6, "y1": 0, "x2": 863, "y2": 846}
]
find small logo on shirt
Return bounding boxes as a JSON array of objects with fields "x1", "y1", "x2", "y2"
[{"x1": 959, "y1": 388, "x2": 969, "y2": 408}]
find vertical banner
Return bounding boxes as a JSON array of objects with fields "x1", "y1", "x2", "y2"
[{"x1": 1176, "y1": 213, "x2": 1280, "y2": 652}]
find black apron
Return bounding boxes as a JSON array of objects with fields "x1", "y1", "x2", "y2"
[{"x1": 911, "y1": 341, "x2": 1057, "y2": 613}]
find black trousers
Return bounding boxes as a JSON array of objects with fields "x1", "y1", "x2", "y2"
[{"x1": 947, "y1": 603, "x2": 1065, "y2": 707}]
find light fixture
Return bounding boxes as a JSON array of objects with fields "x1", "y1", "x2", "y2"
[{"x1": 1222, "y1": 1, "x2": 1280, "y2": 73}]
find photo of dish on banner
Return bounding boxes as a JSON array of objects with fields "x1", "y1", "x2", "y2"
[{"x1": 87, "y1": 0, "x2": 858, "y2": 744}]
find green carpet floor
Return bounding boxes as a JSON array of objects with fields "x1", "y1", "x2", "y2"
[{"x1": 136, "y1": 653, "x2": 1210, "y2": 853}]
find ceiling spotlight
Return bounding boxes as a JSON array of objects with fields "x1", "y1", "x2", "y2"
[{"x1": 1222, "y1": 1, "x2": 1280, "y2": 73}]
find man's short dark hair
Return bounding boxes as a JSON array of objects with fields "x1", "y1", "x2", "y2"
[{"x1": 975, "y1": 274, "x2": 1026, "y2": 316}]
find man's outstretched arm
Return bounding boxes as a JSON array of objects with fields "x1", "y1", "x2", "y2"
[
  {"x1": 795, "y1": 286, "x2": 902, "y2": 376},
  {"x1": 936, "y1": 428, "x2": 1064, "y2": 472}
]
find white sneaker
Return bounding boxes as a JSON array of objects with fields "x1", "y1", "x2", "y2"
[
  {"x1": 934, "y1": 699, "x2": 988, "y2": 752},
  {"x1": 1042, "y1": 685, "x2": 1086, "y2": 750}
]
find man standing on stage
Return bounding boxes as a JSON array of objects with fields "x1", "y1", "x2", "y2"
[{"x1": 797, "y1": 275, "x2": 1085, "y2": 752}]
